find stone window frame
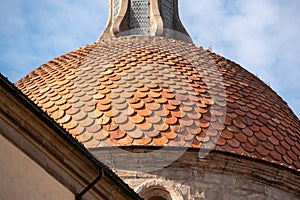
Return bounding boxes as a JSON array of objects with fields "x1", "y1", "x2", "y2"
[{"x1": 135, "y1": 179, "x2": 184, "y2": 200}]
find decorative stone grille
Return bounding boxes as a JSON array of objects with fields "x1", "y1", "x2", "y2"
[
  {"x1": 130, "y1": 0, "x2": 149, "y2": 35},
  {"x1": 160, "y1": 0, "x2": 173, "y2": 30},
  {"x1": 113, "y1": 0, "x2": 120, "y2": 20}
]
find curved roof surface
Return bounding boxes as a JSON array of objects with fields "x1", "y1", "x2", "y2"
[{"x1": 16, "y1": 36, "x2": 300, "y2": 171}]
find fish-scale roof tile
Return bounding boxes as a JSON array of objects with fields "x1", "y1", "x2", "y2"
[{"x1": 16, "y1": 36, "x2": 300, "y2": 171}]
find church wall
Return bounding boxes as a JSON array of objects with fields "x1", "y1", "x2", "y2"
[
  {"x1": 92, "y1": 148, "x2": 300, "y2": 200},
  {"x1": 0, "y1": 135, "x2": 74, "y2": 200}
]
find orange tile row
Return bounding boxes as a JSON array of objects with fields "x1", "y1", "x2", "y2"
[{"x1": 16, "y1": 36, "x2": 300, "y2": 171}]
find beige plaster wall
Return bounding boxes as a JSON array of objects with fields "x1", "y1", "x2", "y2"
[
  {"x1": 92, "y1": 148, "x2": 300, "y2": 200},
  {"x1": 0, "y1": 134, "x2": 73, "y2": 200}
]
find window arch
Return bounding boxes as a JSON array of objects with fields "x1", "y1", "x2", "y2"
[
  {"x1": 141, "y1": 187, "x2": 172, "y2": 200},
  {"x1": 135, "y1": 180, "x2": 184, "y2": 200}
]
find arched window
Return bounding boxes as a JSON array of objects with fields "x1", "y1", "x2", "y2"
[
  {"x1": 135, "y1": 180, "x2": 184, "y2": 200},
  {"x1": 140, "y1": 187, "x2": 172, "y2": 200}
]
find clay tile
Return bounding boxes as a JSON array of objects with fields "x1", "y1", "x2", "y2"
[
  {"x1": 196, "y1": 134, "x2": 210, "y2": 143},
  {"x1": 131, "y1": 113, "x2": 145, "y2": 124},
  {"x1": 77, "y1": 132, "x2": 92, "y2": 143},
  {"x1": 162, "y1": 129, "x2": 177, "y2": 140},
  {"x1": 134, "y1": 91, "x2": 148, "y2": 99},
  {"x1": 99, "y1": 88, "x2": 111, "y2": 95},
  {"x1": 132, "y1": 137, "x2": 152, "y2": 145},
  {"x1": 204, "y1": 129, "x2": 219, "y2": 137},
  {"x1": 144, "y1": 130, "x2": 160, "y2": 138},
  {"x1": 261, "y1": 112, "x2": 271, "y2": 120},
  {"x1": 58, "y1": 114, "x2": 72, "y2": 124},
  {"x1": 226, "y1": 124, "x2": 239, "y2": 133},
  {"x1": 269, "y1": 150, "x2": 282, "y2": 161},
  {"x1": 85, "y1": 123, "x2": 102, "y2": 133},
  {"x1": 210, "y1": 109, "x2": 224, "y2": 117},
  {"x1": 227, "y1": 112, "x2": 238, "y2": 119},
  {"x1": 293, "y1": 160, "x2": 300, "y2": 169},
  {"x1": 220, "y1": 129, "x2": 233, "y2": 140},
  {"x1": 179, "y1": 117, "x2": 193, "y2": 128},
  {"x1": 97, "y1": 103, "x2": 111, "y2": 111},
  {"x1": 211, "y1": 121, "x2": 225, "y2": 131},
  {"x1": 98, "y1": 98, "x2": 111, "y2": 105},
  {"x1": 103, "y1": 121, "x2": 119, "y2": 131},
  {"x1": 182, "y1": 106, "x2": 194, "y2": 112},
  {"x1": 149, "y1": 91, "x2": 161, "y2": 98},
  {"x1": 131, "y1": 100, "x2": 145, "y2": 110},
  {"x1": 246, "y1": 112, "x2": 257, "y2": 120},
  {"x1": 281, "y1": 140, "x2": 291, "y2": 151},
  {"x1": 249, "y1": 124, "x2": 260, "y2": 132},
  {"x1": 291, "y1": 146, "x2": 300, "y2": 156},
  {"x1": 82, "y1": 105, "x2": 97, "y2": 113},
  {"x1": 153, "y1": 135, "x2": 169, "y2": 146},
  {"x1": 137, "y1": 108, "x2": 152, "y2": 117},
  {"x1": 51, "y1": 109, "x2": 65, "y2": 120},
  {"x1": 110, "y1": 129, "x2": 126, "y2": 140},
  {"x1": 223, "y1": 117, "x2": 232, "y2": 126},
  {"x1": 191, "y1": 138, "x2": 202, "y2": 148},
  {"x1": 129, "y1": 97, "x2": 140, "y2": 104},
  {"x1": 162, "y1": 91, "x2": 175, "y2": 99},
  {"x1": 165, "y1": 116, "x2": 178, "y2": 125},
  {"x1": 260, "y1": 126, "x2": 272, "y2": 137},
  {"x1": 117, "y1": 135, "x2": 134, "y2": 146},
  {"x1": 147, "y1": 113, "x2": 162, "y2": 124},
  {"x1": 283, "y1": 155, "x2": 293, "y2": 165},
  {"x1": 233, "y1": 118, "x2": 246, "y2": 129},
  {"x1": 147, "y1": 102, "x2": 161, "y2": 111},
  {"x1": 97, "y1": 115, "x2": 111, "y2": 125},
  {"x1": 172, "y1": 109, "x2": 185, "y2": 118},
  {"x1": 240, "y1": 115, "x2": 253, "y2": 126},
  {"x1": 275, "y1": 145, "x2": 286, "y2": 155},
  {"x1": 94, "y1": 130, "x2": 109, "y2": 141},
  {"x1": 262, "y1": 141, "x2": 274, "y2": 151},
  {"x1": 43, "y1": 101, "x2": 54, "y2": 109},
  {"x1": 103, "y1": 109, "x2": 115, "y2": 118},
  {"x1": 227, "y1": 138, "x2": 240, "y2": 148},
  {"x1": 216, "y1": 137, "x2": 226, "y2": 146},
  {"x1": 186, "y1": 110, "x2": 201, "y2": 120},
  {"x1": 120, "y1": 92, "x2": 133, "y2": 99},
  {"x1": 234, "y1": 109, "x2": 246, "y2": 116},
  {"x1": 156, "y1": 97, "x2": 168, "y2": 104},
  {"x1": 63, "y1": 120, "x2": 78, "y2": 130},
  {"x1": 254, "y1": 131, "x2": 268, "y2": 141},
  {"x1": 285, "y1": 136, "x2": 295, "y2": 146},
  {"x1": 84, "y1": 139, "x2": 100, "y2": 148},
  {"x1": 287, "y1": 150, "x2": 298, "y2": 161},
  {"x1": 79, "y1": 117, "x2": 95, "y2": 127},
  {"x1": 241, "y1": 127, "x2": 253, "y2": 137},
  {"x1": 112, "y1": 102, "x2": 128, "y2": 110},
  {"x1": 234, "y1": 132, "x2": 248, "y2": 143},
  {"x1": 143, "y1": 96, "x2": 154, "y2": 103},
  {"x1": 69, "y1": 125, "x2": 85, "y2": 137},
  {"x1": 257, "y1": 115, "x2": 268, "y2": 125},
  {"x1": 155, "y1": 123, "x2": 169, "y2": 132},
  {"x1": 241, "y1": 142, "x2": 256, "y2": 152},
  {"x1": 156, "y1": 108, "x2": 170, "y2": 117},
  {"x1": 164, "y1": 104, "x2": 177, "y2": 111},
  {"x1": 256, "y1": 145, "x2": 269, "y2": 157},
  {"x1": 127, "y1": 127, "x2": 144, "y2": 139}
]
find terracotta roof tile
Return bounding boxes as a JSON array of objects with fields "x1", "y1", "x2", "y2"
[{"x1": 16, "y1": 36, "x2": 300, "y2": 171}]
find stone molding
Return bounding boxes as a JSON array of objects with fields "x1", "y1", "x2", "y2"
[{"x1": 135, "y1": 179, "x2": 184, "y2": 200}]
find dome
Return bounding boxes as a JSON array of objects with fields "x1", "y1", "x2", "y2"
[{"x1": 16, "y1": 35, "x2": 300, "y2": 171}]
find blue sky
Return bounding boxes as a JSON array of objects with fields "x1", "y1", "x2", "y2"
[{"x1": 0, "y1": 0, "x2": 299, "y2": 118}]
